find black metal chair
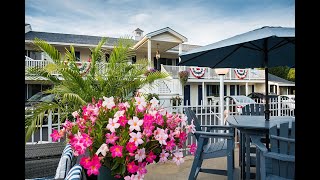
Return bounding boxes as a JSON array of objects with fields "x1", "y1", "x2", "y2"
[
  {"x1": 251, "y1": 121, "x2": 295, "y2": 180},
  {"x1": 184, "y1": 107, "x2": 235, "y2": 180}
]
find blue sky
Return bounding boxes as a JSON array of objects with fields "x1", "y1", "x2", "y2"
[{"x1": 25, "y1": 0, "x2": 295, "y2": 45}]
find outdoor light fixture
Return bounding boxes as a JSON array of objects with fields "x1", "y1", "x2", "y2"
[
  {"x1": 214, "y1": 68, "x2": 229, "y2": 75},
  {"x1": 156, "y1": 43, "x2": 160, "y2": 60},
  {"x1": 214, "y1": 68, "x2": 229, "y2": 128}
]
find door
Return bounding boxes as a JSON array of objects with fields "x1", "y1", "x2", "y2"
[
  {"x1": 198, "y1": 85, "x2": 203, "y2": 105},
  {"x1": 230, "y1": 85, "x2": 235, "y2": 96},
  {"x1": 184, "y1": 85, "x2": 190, "y2": 105}
]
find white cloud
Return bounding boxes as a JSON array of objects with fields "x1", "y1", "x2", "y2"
[{"x1": 26, "y1": 0, "x2": 294, "y2": 45}]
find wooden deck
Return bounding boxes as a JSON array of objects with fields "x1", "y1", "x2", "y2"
[{"x1": 144, "y1": 147, "x2": 244, "y2": 180}]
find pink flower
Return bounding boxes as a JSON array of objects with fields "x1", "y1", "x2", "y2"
[
  {"x1": 155, "y1": 113, "x2": 164, "y2": 126},
  {"x1": 118, "y1": 102, "x2": 130, "y2": 110},
  {"x1": 188, "y1": 143, "x2": 197, "y2": 155},
  {"x1": 128, "y1": 116, "x2": 143, "y2": 132},
  {"x1": 135, "y1": 148, "x2": 146, "y2": 162},
  {"x1": 106, "y1": 118, "x2": 120, "y2": 133},
  {"x1": 172, "y1": 151, "x2": 184, "y2": 165},
  {"x1": 165, "y1": 139, "x2": 176, "y2": 151},
  {"x1": 80, "y1": 133, "x2": 93, "y2": 147},
  {"x1": 86, "y1": 154, "x2": 101, "y2": 176},
  {"x1": 126, "y1": 161, "x2": 138, "y2": 174},
  {"x1": 80, "y1": 156, "x2": 91, "y2": 169},
  {"x1": 110, "y1": 145, "x2": 123, "y2": 158},
  {"x1": 62, "y1": 120, "x2": 74, "y2": 131},
  {"x1": 134, "y1": 96, "x2": 147, "y2": 111},
  {"x1": 186, "y1": 120, "x2": 196, "y2": 134},
  {"x1": 105, "y1": 132, "x2": 119, "y2": 145},
  {"x1": 118, "y1": 116, "x2": 128, "y2": 127},
  {"x1": 146, "y1": 151, "x2": 157, "y2": 163},
  {"x1": 159, "y1": 150, "x2": 169, "y2": 163},
  {"x1": 126, "y1": 142, "x2": 137, "y2": 153},
  {"x1": 50, "y1": 129, "x2": 61, "y2": 142},
  {"x1": 137, "y1": 162, "x2": 147, "y2": 176},
  {"x1": 150, "y1": 97, "x2": 159, "y2": 108},
  {"x1": 129, "y1": 132, "x2": 144, "y2": 147}
]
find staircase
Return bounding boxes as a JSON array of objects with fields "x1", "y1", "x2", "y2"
[{"x1": 158, "y1": 80, "x2": 172, "y2": 94}]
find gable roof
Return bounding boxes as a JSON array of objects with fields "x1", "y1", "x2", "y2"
[
  {"x1": 145, "y1": 27, "x2": 187, "y2": 42},
  {"x1": 25, "y1": 31, "x2": 129, "y2": 46},
  {"x1": 268, "y1": 73, "x2": 295, "y2": 85}
]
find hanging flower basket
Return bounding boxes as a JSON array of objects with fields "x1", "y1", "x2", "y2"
[{"x1": 178, "y1": 70, "x2": 189, "y2": 86}]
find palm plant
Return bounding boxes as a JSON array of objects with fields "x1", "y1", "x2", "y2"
[{"x1": 25, "y1": 37, "x2": 169, "y2": 143}]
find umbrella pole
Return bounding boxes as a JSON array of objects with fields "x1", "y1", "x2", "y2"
[{"x1": 264, "y1": 38, "x2": 270, "y2": 150}]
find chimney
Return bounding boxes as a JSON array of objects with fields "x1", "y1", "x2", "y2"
[
  {"x1": 133, "y1": 28, "x2": 144, "y2": 41},
  {"x1": 25, "y1": 24, "x2": 32, "y2": 33}
]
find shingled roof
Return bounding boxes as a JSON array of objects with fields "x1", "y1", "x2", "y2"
[
  {"x1": 25, "y1": 31, "x2": 131, "y2": 46},
  {"x1": 268, "y1": 73, "x2": 295, "y2": 85}
]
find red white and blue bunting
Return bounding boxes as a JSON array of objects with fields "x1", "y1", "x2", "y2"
[
  {"x1": 66, "y1": 61, "x2": 91, "y2": 76},
  {"x1": 234, "y1": 69, "x2": 248, "y2": 79},
  {"x1": 190, "y1": 67, "x2": 206, "y2": 79}
]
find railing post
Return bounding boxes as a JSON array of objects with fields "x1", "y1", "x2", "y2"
[
  {"x1": 278, "y1": 96, "x2": 281, "y2": 116},
  {"x1": 48, "y1": 110, "x2": 52, "y2": 143},
  {"x1": 58, "y1": 108, "x2": 61, "y2": 142}
]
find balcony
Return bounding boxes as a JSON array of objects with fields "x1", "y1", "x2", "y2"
[{"x1": 162, "y1": 65, "x2": 265, "y2": 80}]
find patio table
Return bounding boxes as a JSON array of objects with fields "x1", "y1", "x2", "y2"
[{"x1": 226, "y1": 115, "x2": 295, "y2": 180}]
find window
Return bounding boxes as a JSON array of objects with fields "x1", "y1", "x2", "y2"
[
  {"x1": 75, "y1": 51, "x2": 80, "y2": 61},
  {"x1": 26, "y1": 50, "x2": 42, "y2": 60},
  {"x1": 206, "y1": 85, "x2": 219, "y2": 97},
  {"x1": 106, "y1": 53, "x2": 110, "y2": 62}
]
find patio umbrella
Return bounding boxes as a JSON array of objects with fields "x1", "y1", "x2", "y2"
[{"x1": 178, "y1": 26, "x2": 295, "y2": 121}]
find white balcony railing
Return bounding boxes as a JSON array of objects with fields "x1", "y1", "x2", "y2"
[{"x1": 162, "y1": 65, "x2": 265, "y2": 80}]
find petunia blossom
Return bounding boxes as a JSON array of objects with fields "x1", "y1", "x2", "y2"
[
  {"x1": 102, "y1": 96, "x2": 115, "y2": 109},
  {"x1": 86, "y1": 154, "x2": 101, "y2": 176},
  {"x1": 126, "y1": 161, "x2": 138, "y2": 174},
  {"x1": 159, "y1": 150, "x2": 169, "y2": 163},
  {"x1": 50, "y1": 129, "x2": 61, "y2": 142},
  {"x1": 95, "y1": 143, "x2": 109, "y2": 157}
]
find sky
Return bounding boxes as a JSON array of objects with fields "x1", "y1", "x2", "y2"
[{"x1": 25, "y1": 0, "x2": 295, "y2": 46}]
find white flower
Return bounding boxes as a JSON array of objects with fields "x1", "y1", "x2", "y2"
[
  {"x1": 135, "y1": 148, "x2": 146, "y2": 162},
  {"x1": 150, "y1": 97, "x2": 159, "y2": 108},
  {"x1": 128, "y1": 116, "x2": 143, "y2": 132},
  {"x1": 129, "y1": 132, "x2": 144, "y2": 147},
  {"x1": 106, "y1": 118, "x2": 120, "y2": 133},
  {"x1": 172, "y1": 151, "x2": 184, "y2": 165},
  {"x1": 102, "y1": 96, "x2": 115, "y2": 109},
  {"x1": 95, "y1": 143, "x2": 109, "y2": 156},
  {"x1": 72, "y1": 111, "x2": 79, "y2": 118},
  {"x1": 135, "y1": 96, "x2": 147, "y2": 110}
]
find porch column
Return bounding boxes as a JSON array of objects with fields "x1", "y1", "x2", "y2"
[
  {"x1": 178, "y1": 43, "x2": 183, "y2": 62},
  {"x1": 202, "y1": 82, "x2": 205, "y2": 105},
  {"x1": 147, "y1": 39, "x2": 152, "y2": 68},
  {"x1": 245, "y1": 82, "x2": 249, "y2": 96},
  {"x1": 277, "y1": 84, "x2": 280, "y2": 95}
]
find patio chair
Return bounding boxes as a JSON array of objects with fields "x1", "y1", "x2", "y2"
[
  {"x1": 251, "y1": 121, "x2": 295, "y2": 180},
  {"x1": 184, "y1": 108, "x2": 235, "y2": 180}
]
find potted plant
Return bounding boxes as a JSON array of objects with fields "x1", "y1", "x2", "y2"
[
  {"x1": 51, "y1": 95, "x2": 195, "y2": 179},
  {"x1": 170, "y1": 96, "x2": 182, "y2": 106}
]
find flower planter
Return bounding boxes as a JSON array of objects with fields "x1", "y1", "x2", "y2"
[{"x1": 98, "y1": 166, "x2": 123, "y2": 180}]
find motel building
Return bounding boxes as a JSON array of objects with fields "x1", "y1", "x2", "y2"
[{"x1": 25, "y1": 24, "x2": 295, "y2": 107}]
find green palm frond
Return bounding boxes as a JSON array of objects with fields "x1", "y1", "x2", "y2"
[
  {"x1": 25, "y1": 102, "x2": 60, "y2": 143},
  {"x1": 33, "y1": 38, "x2": 62, "y2": 65},
  {"x1": 26, "y1": 67, "x2": 61, "y2": 83}
]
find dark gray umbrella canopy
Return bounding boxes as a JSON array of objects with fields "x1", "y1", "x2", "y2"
[{"x1": 178, "y1": 26, "x2": 295, "y2": 120}]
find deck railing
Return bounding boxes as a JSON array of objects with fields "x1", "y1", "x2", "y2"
[{"x1": 162, "y1": 65, "x2": 265, "y2": 80}]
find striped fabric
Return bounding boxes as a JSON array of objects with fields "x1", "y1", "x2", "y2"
[
  {"x1": 64, "y1": 164, "x2": 82, "y2": 180},
  {"x1": 54, "y1": 144, "x2": 74, "y2": 179}
]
